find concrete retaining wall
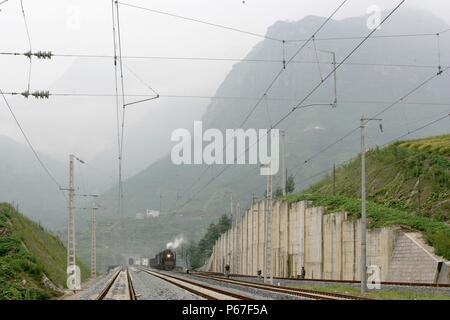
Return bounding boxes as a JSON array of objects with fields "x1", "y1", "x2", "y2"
[{"x1": 206, "y1": 199, "x2": 449, "y2": 284}]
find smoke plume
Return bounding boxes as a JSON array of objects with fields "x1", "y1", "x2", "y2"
[{"x1": 166, "y1": 235, "x2": 184, "y2": 249}]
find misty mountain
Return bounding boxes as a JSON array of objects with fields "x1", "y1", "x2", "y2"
[
  {"x1": 48, "y1": 58, "x2": 207, "y2": 193},
  {"x1": 0, "y1": 135, "x2": 67, "y2": 227},
  {"x1": 88, "y1": 8, "x2": 450, "y2": 266},
  {"x1": 0, "y1": 57, "x2": 206, "y2": 229}
]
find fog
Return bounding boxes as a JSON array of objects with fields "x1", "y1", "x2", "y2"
[{"x1": 1, "y1": 0, "x2": 450, "y2": 182}]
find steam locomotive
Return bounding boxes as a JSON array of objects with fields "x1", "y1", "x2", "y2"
[{"x1": 149, "y1": 249, "x2": 176, "y2": 270}]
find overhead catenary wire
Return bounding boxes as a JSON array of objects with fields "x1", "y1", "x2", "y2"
[
  {"x1": 111, "y1": 0, "x2": 122, "y2": 218},
  {"x1": 234, "y1": 0, "x2": 412, "y2": 167},
  {"x1": 241, "y1": 0, "x2": 348, "y2": 127},
  {"x1": 113, "y1": 1, "x2": 162, "y2": 220},
  {"x1": 295, "y1": 109, "x2": 450, "y2": 187},
  {"x1": 19, "y1": 0, "x2": 32, "y2": 92},
  {"x1": 301, "y1": 66, "x2": 449, "y2": 167},
  {"x1": 392, "y1": 112, "x2": 450, "y2": 141},
  {"x1": 436, "y1": 33, "x2": 442, "y2": 74},
  {"x1": 175, "y1": 0, "x2": 406, "y2": 210},
  {"x1": 312, "y1": 36, "x2": 324, "y2": 81},
  {"x1": 284, "y1": 31, "x2": 450, "y2": 43},
  {"x1": 3, "y1": 90, "x2": 450, "y2": 109},
  {"x1": 295, "y1": 111, "x2": 450, "y2": 186},
  {"x1": 117, "y1": 1, "x2": 283, "y2": 43},
  {"x1": 219, "y1": 107, "x2": 450, "y2": 195},
  {"x1": 110, "y1": 3, "x2": 450, "y2": 44},
  {"x1": 175, "y1": 0, "x2": 349, "y2": 202},
  {"x1": 0, "y1": 88, "x2": 66, "y2": 200},
  {"x1": 3, "y1": 51, "x2": 450, "y2": 71},
  {"x1": 115, "y1": 0, "x2": 127, "y2": 220},
  {"x1": 123, "y1": 63, "x2": 159, "y2": 97},
  {"x1": 122, "y1": 63, "x2": 159, "y2": 106}
]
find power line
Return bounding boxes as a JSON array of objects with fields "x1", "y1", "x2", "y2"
[
  {"x1": 3, "y1": 91, "x2": 450, "y2": 109},
  {"x1": 117, "y1": 1, "x2": 283, "y2": 43},
  {"x1": 0, "y1": 1, "x2": 8, "y2": 13},
  {"x1": 393, "y1": 112, "x2": 450, "y2": 141},
  {"x1": 112, "y1": 2, "x2": 161, "y2": 221},
  {"x1": 111, "y1": 0, "x2": 122, "y2": 219},
  {"x1": 123, "y1": 63, "x2": 159, "y2": 97},
  {"x1": 301, "y1": 66, "x2": 449, "y2": 166},
  {"x1": 2, "y1": 51, "x2": 448, "y2": 71},
  {"x1": 285, "y1": 32, "x2": 433, "y2": 42},
  {"x1": 218, "y1": 107, "x2": 450, "y2": 194},
  {"x1": 296, "y1": 111, "x2": 450, "y2": 186},
  {"x1": 0, "y1": 88, "x2": 66, "y2": 200},
  {"x1": 284, "y1": 30, "x2": 450, "y2": 43},
  {"x1": 122, "y1": 63, "x2": 159, "y2": 106},
  {"x1": 114, "y1": 2, "x2": 450, "y2": 44},
  {"x1": 19, "y1": 0, "x2": 32, "y2": 92},
  {"x1": 114, "y1": 0, "x2": 127, "y2": 221},
  {"x1": 176, "y1": 0, "x2": 406, "y2": 210},
  {"x1": 240, "y1": 0, "x2": 348, "y2": 127},
  {"x1": 175, "y1": 0, "x2": 349, "y2": 203}
]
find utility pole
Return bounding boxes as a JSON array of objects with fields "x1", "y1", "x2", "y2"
[
  {"x1": 76, "y1": 204, "x2": 101, "y2": 278},
  {"x1": 159, "y1": 191, "x2": 162, "y2": 213},
  {"x1": 230, "y1": 193, "x2": 233, "y2": 219},
  {"x1": 333, "y1": 163, "x2": 336, "y2": 195},
  {"x1": 319, "y1": 50, "x2": 338, "y2": 108},
  {"x1": 281, "y1": 130, "x2": 287, "y2": 196},
  {"x1": 331, "y1": 51, "x2": 337, "y2": 108},
  {"x1": 61, "y1": 154, "x2": 97, "y2": 289},
  {"x1": 360, "y1": 117, "x2": 382, "y2": 293},
  {"x1": 264, "y1": 163, "x2": 273, "y2": 285},
  {"x1": 417, "y1": 176, "x2": 421, "y2": 214},
  {"x1": 236, "y1": 202, "x2": 241, "y2": 275},
  {"x1": 91, "y1": 206, "x2": 97, "y2": 278},
  {"x1": 252, "y1": 193, "x2": 257, "y2": 275},
  {"x1": 63, "y1": 154, "x2": 85, "y2": 290},
  {"x1": 67, "y1": 155, "x2": 76, "y2": 273}
]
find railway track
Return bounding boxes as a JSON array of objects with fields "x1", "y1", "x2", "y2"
[
  {"x1": 191, "y1": 272, "x2": 367, "y2": 300},
  {"x1": 139, "y1": 268, "x2": 252, "y2": 300},
  {"x1": 96, "y1": 267, "x2": 137, "y2": 300},
  {"x1": 194, "y1": 271, "x2": 450, "y2": 289}
]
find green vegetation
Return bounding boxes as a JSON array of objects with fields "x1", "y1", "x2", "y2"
[
  {"x1": 308, "y1": 135, "x2": 450, "y2": 222},
  {"x1": 284, "y1": 193, "x2": 450, "y2": 260},
  {"x1": 290, "y1": 283, "x2": 450, "y2": 300},
  {"x1": 0, "y1": 203, "x2": 88, "y2": 300},
  {"x1": 275, "y1": 174, "x2": 296, "y2": 197},
  {"x1": 182, "y1": 215, "x2": 231, "y2": 270},
  {"x1": 291, "y1": 135, "x2": 450, "y2": 259},
  {"x1": 398, "y1": 134, "x2": 450, "y2": 157}
]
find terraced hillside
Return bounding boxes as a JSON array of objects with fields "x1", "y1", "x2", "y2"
[
  {"x1": 290, "y1": 135, "x2": 450, "y2": 259},
  {"x1": 0, "y1": 203, "x2": 88, "y2": 300},
  {"x1": 308, "y1": 135, "x2": 450, "y2": 222}
]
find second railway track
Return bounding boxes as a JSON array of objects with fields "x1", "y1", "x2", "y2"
[
  {"x1": 191, "y1": 272, "x2": 368, "y2": 300},
  {"x1": 139, "y1": 268, "x2": 252, "y2": 300},
  {"x1": 194, "y1": 271, "x2": 450, "y2": 289},
  {"x1": 139, "y1": 268, "x2": 365, "y2": 300},
  {"x1": 96, "y1": 267, "x2": 137, "y2": 300}
]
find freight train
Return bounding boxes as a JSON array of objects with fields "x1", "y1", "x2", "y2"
[{"x1": 149, "y1": 249, "x2": 176, "y2": 270}]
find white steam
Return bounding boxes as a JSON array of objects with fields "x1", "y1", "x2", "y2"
[{"x1": 166, "y1": 235, "x2": 184, "y2": 250}]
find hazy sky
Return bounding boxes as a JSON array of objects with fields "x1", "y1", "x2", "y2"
[{"x1": 1, "y1": 0, "x2": 449, "y2": 162}]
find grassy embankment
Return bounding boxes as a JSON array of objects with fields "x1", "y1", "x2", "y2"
[
  {"x1": 0, "y1": 203, "x2": 88, "y2": 300},
  {"x1": 284, "y1": 135, "x2": 450, "y2": 259}
]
